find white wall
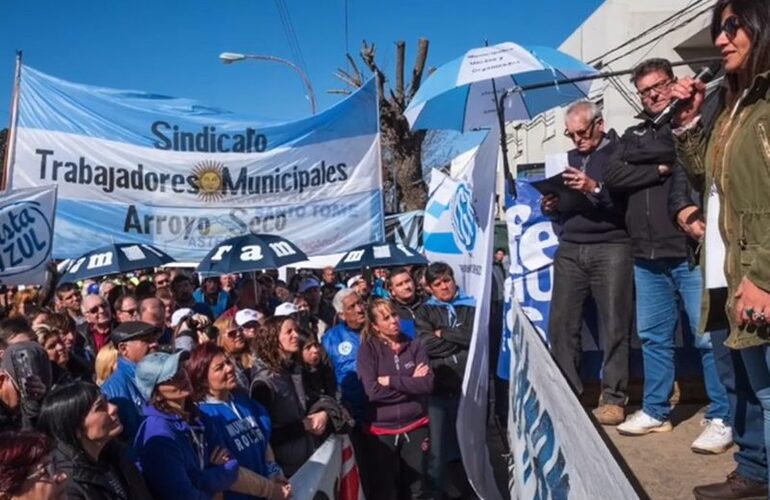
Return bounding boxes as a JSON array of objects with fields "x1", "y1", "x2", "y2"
[{"x1": 507, "y1": 0, "x2": 717, "y2": 170}]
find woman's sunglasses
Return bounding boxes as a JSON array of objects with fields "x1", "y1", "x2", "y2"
[{"x1": 718, "y1": 15, "x2": 741, "y2": 41}]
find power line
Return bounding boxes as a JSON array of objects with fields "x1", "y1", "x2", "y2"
[
  {"x1": 274, "y1": 0, "x2": 309, "y2": 79},
  {"x1": 344, "y1": 0, "x2": 350, "y2": 56},
  {"x1": 588, "y1": 0, "x2": 707, "y2": 65},
  {"x1": 601, "y1": 4, "x2": 714, "y2": 67}
]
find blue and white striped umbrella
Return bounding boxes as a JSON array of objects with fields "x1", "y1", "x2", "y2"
[{"x1": 405, "y1": 42, "x2": 598, "y2": 132}]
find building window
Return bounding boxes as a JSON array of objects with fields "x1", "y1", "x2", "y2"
[{"x1": 543, "y1": 111, "x2": 556, "y2": 141}]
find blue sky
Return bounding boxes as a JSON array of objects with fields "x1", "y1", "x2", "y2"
[{"x1": 0, "y1": 0, "x2": 603, "y2": 125}]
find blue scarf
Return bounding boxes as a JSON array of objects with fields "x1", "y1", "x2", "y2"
[{"x1": 426, "y1": 289, "x2": 476, "y2": 327}]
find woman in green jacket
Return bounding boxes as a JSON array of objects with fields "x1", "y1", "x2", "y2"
[{"x1": 672, "y1": 0, "x2": 770, "y2": 486}]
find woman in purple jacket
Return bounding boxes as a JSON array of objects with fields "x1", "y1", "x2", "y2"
[{"x1": 357, "y1": 298, "x2": 434, "y2": 500}]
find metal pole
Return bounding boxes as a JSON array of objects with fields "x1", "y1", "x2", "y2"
[
  {"x1": 3, "y1": 51, "x2": 23, "y2": 191},
  {"x1": 242, "y1": 54, "x2": 317, "y2": 115}
]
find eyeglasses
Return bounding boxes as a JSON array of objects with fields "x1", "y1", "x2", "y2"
[
  {"x1": 637, "y1": 79, "x2": 672, "y2": 99},
  {"x1": 225, "y1": 329, "x2": 241, "y2": 338},
  {"x1": 88, "y1": 304, "x2": 108, "y2": 314},
  {"x1": 563, "y1": 117, "x2": 599, "y2": 140},
  {"x1": 120, "y1": 308, "x2": 137, "y2": 315},
  {"x1": 719, "y1": 15, "x2": 741, "y2": 41},
  {"x1": 155, "y1": 279, "x2": 169, "y2": 286}
]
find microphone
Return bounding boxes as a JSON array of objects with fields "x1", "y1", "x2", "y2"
[{"x1": 652, "y1": 62, "x2": 722, "y2": 127}]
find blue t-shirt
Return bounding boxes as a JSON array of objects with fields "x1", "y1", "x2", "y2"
[{"x1": 198, "y1": 392, "x2": 281, "y2": 500}]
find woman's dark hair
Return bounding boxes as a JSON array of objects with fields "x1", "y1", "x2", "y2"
[
  {"x1": 425, "y1": 262, "x2": 454, "y2": 286},
  {"x1": 45, "y1": 312, "x2": 76, "y2": 336},
  {"x1": 186, "y1": 343, "x2": 227, "y2": 401},
  {"x1": 253, "y1": 316, "x2": 294, "y2": 372},
  {"x1": 711, "y1": 0, "x2": 770, "y2": 90},
  {"x1": 0, "y1": 431, "x2": 53, "y2": 497},
  {"x1": 38, "y1": 381, "x2": 101, "y2": 449}
]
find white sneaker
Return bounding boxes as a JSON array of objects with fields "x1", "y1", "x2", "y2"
[
  {"x1": 691, "y1": 418, "x2": 734, "y2": 454},
  {"x1": 616, "y1": 410, "x2": 673, "y2": 436}
]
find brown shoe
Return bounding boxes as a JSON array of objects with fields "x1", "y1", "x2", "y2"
[
  {"x1": 594, "y1": 404, "x2": 624, "y2": 425},
  {"x1": 693, "y1": 470, "x2": 767, "y2": 499}
]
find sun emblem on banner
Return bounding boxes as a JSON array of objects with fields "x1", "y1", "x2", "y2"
[{"x1": 192, "y1": 161, "x2": 225, "y2": 202}]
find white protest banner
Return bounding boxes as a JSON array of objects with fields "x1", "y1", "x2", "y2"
[
  {"x1": 289, "y1": 435, "x2": 364, "y2": 500},
  {"x1": 506, "y1": 300, "x2": 640, "y2": 499},
  {"x1": 9, "y1": 66, "x2": 383, "y2": 260},
  {"x1": 423, "y1": 129, "x2": 501, "y2": 500},
  {"x1": 0, "y1": 185, "x2": 57, "y2": 287}
]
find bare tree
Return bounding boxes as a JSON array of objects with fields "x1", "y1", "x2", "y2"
[{"x1": 331, "y1": 39, "x2": 430, "y2": 212}]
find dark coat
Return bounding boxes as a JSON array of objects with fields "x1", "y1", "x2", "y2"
[
  {"x1": 556, "y1": 130, "x2": 629, "y2": 244},
  {"x1": 414, "y1": 300, "x2": 474, "y2": 397},
  {"x1": 603, "y1": 119, "x2": 689, "y2": 260},
  {"x1": 357, "y1": 336, "x2": 433, "y2": 430},
  {"x1": 250, "y1": 359, "x2": 316, "y2": 477},
  {"x1": 53, "y1": 440, "x2": 153, "y2": 500}
]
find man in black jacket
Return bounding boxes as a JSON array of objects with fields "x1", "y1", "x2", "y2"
[
  {"x1": 543, "y1": 99, "x2": 633, "y2": 426},
  {"x1": 388, "y1": 267, "x2": 423, "y2": 339},
  {"x1": 604, "y1": 59, "x2": 730, "y2": 452},
  {"x1": 415, "y1": 262, "x2": 474, "y2": 499}
]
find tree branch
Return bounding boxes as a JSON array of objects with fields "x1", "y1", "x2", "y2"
[
  {"x1": 395, "y1": 41, "x2": 405, "y2": 108},
  {"x1": 408, "y1": 38, "x2": 430, "y2": 101}
]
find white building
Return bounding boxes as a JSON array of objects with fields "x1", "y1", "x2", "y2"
[{"x1": 507, "y1": 0, "x2": 718, "y2": 172}]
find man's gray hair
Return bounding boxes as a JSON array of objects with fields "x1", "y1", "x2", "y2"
[
  {"x1": 565, "y1": 100, "x2": 602, "y2": 122},
  {"x1": 332, "y1": 288, "x2": 358, "y2": 314}
]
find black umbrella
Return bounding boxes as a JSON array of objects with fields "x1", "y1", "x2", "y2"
[
  {"x1": 60, "y1": 243, "x2": 176, "y2": 283},
  {"x1": 335, "y1": 242, "x2": 428, "y2": 271},
  {"x1": 197, "y1": 234, "x2": 308, "y2": 275}
]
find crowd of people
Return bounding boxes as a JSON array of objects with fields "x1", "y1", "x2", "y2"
[
  {"x1": 2, "y1": 0, "x2": 768, "y2": 499},
  {"x1": 542, "y1": 1, "x2": 770, "y2": 498},
  {"x1": 0, "y1": 259, "x2": 488, "y2": 500}
]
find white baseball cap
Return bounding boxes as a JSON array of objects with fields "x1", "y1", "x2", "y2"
[
  {"x1": 274, "y1": 302, "x2": 299, "y2": 317},
  {"x1": 235, "y1": 308, "x2": 262, "y2": 326},
  {"x1": 346, "y1": 275, "x2": 364, "y2": 288},
  {"x1": 170, "y1": 308, "x2": 194, "y2": 328}
]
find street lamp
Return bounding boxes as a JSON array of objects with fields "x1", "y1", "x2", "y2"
[{"x1": 219, "y1": 52, "x2": 317, "y2": 115}]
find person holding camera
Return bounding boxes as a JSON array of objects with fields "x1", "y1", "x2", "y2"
[
  {"x1": 0, "y1": 341, "x2": 52, "y2": 433},
  {"x1": 171, "y1": 308, "x2": 215, "y2": 353}
]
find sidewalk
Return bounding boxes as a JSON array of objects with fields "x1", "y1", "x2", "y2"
[{"x1": 604, "y1": 404, "x2": 735, "y2": 500}]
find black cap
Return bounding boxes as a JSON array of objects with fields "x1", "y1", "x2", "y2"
[{"x1": 110, "y1": 321, "x2": 160, "y2": 345}]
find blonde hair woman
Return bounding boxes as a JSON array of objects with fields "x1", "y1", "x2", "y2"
[
  {"x1": 214, "y1": 315, "x2": 253, "y2": 391},
  {"x1": 94, "y1": 343, "x2": 119, "y2": 386}
]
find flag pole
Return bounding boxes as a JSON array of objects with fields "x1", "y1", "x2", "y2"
[{"x1": 3, "y1": 51, "x2": 23, "y2": 191}]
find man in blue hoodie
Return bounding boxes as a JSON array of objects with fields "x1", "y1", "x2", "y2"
[{"x1": 101, "y1": 321, "x2": 160, "y2": 443}]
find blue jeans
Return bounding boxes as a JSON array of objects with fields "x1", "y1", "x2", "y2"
[
  {"x1": 634, "y1": 258, "x2": 729, "y2": 421},
  {"x1": 740, "y1": 345, "x2": 770, "y2": 485},
  {"x1": 711, "y1": 329, "x2": 767, "y2": 483}
]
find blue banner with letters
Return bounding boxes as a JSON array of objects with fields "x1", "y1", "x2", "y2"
[
  {"x1": 498, "y1": 180, "x2": 558, "y2": 380},
  {"x1": 9, "y1": 67, "x2": 383, "y2": 260},
  {"x1": 0, "y1": 186, "x2": 57, "y2": 287}
]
